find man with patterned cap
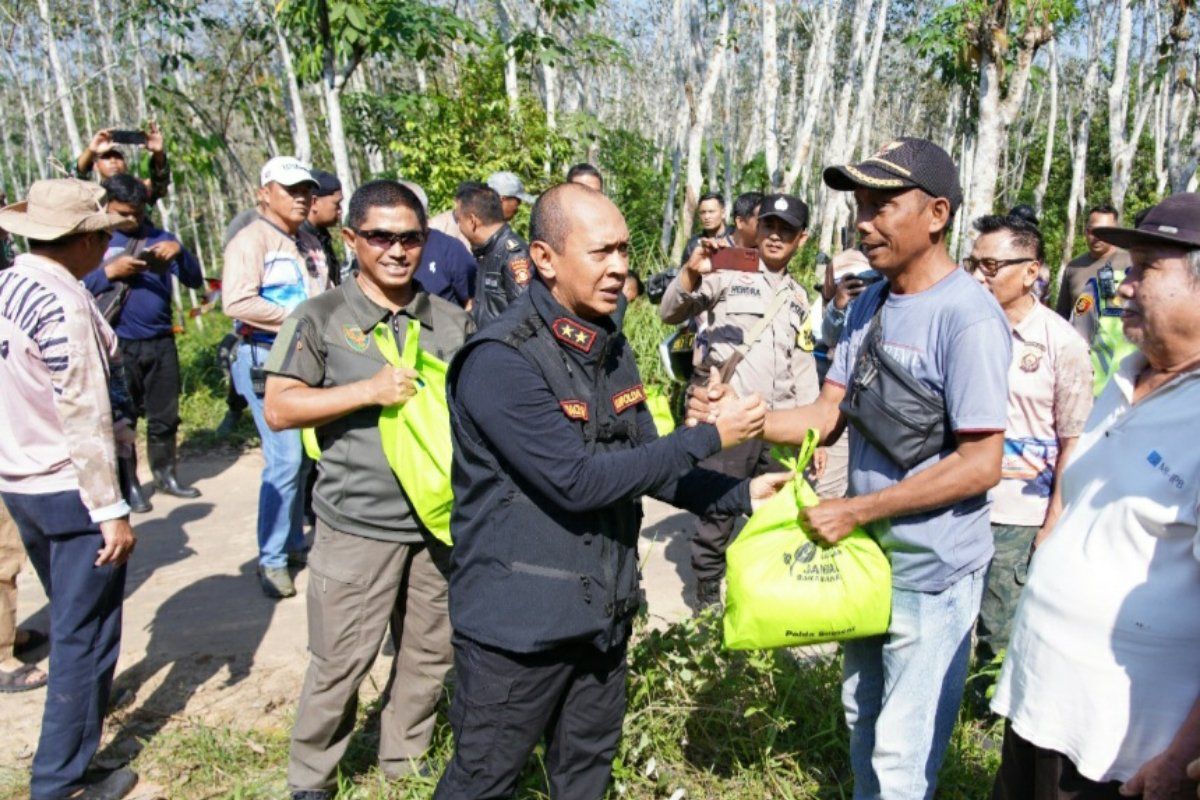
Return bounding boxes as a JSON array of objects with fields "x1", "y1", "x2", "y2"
[
  {"x1": 660, "y1": 193, "x2": 819, "y2": 610},
  {"x1": 689, "y1": 137, "x2": 1012, "y2": 799},
  {"x1": 0, "y1": 179, "x2": 141, "y2": 799}
]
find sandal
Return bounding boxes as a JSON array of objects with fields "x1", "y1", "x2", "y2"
[
  {"x1": 14, "y1": 628, "x2": 48, "y2": 656},
  {"x1": 0, "y1": 661, "x2": 48, "y2": 693}
]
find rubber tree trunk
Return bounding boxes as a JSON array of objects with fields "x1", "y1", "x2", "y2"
[
  {"x1": 670, "y1": 0, "x2": 733, "y2": 264},
  {"x1": 36, "y1": 0, "x2": 83, "y2": 157}
]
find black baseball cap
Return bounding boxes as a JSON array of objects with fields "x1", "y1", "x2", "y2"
[
  {"x1": 823, "y1": 137, "x2": 963, "y2": 212},
  {"x1": 1092, "y1": 193, "x2": 1200, "y2": 251},
  {"x1": 311, "y1": 169, "x2": 342, "y2": 198},
  {"x1": 757, "y1": 194, "x2": 809, "y2": 229}
]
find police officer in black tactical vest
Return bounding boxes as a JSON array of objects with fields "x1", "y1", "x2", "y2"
[
  {"x1": 434, "y1": 183, "x2": 792, "y2": 800},
  {"x1": 454, "y1": 180, "x2": 532, "y2": 329}
]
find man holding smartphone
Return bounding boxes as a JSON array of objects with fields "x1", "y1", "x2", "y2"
[
  {"x1": 659, "y1": 194, "x2": 819, "y2": 609},
  {"x1": 75, "y1": 124, "x2": 171, "y2": 205}
]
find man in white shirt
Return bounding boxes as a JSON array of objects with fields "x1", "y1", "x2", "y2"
[{"x1": 992, "y1": 192, "x2": 1200, "y2": 800}]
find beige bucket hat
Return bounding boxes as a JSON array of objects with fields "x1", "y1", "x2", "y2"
[{"x1": 0, "y1": 178, "x2": 136, "y2": 241}]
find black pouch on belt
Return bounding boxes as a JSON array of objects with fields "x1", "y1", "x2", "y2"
[{"x1": 839, "y1": 287, "x2": 954, "y2": 470}]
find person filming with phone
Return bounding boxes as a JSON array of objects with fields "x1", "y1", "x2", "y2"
[
  {"x1": 75, "y1": 124, "x2": 171, "y2": 205},
  {"x1": 659, "y1": 193, "x2": 819, "y2": 610}
]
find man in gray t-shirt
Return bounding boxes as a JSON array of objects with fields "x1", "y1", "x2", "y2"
[
  {"x1": 692, "y1": 138, "x2": 1009, "y2": 800},
  {"x1": 828, "y1": 267, "x2": 1009, "y2": 591}
]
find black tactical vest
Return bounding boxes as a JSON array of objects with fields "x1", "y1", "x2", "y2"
[{"x1": 446, "y1": 284, "x2": 647, "y2": 653}]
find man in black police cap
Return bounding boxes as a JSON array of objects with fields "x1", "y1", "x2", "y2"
[
  {"x1": 660, "y1": 192, "x2": 819, "y2": 610},
  {"x1": 434, "y1": 182, "x2": 791, "y2": 800},
  {"x1": 301, "y1": 169, "x2": 345, "y2": 284}
]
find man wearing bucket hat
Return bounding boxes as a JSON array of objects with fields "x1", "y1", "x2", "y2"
[
  {"x1": 690, "y1": 137, "x2": 1012, "y2": 799},
  {"x1": 223, "y1": 156, "x2": 331, "y2": 599},
  {"x1": 990, "y1": 193, "x2": 1200, "y2": 800},
  {"x1": 0, "y1": 179, "x2": 141, "y2": 799}
]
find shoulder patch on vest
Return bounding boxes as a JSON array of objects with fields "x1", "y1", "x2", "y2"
[
  {"x1": 560, "y1": 399, "x2": 590, "y2": 421},
  {"x1": 1074, "y1": 294, "x2": 1094, "y2": 317},
  {"x1": 343, "y1": 324, "x2": 369, "y2": 352},
  {"x1": 552, "y1": 317, "x2": 597, "y2": 353},
  {"x1": 612, "y1": 383, "x2": 646, "y2": 414},
  {"x1": 506, "y1": 237, "x2": 521, "y2": 251},
  {"x1": 509, "y1": 257, "x2": 531, "y2": 287}
]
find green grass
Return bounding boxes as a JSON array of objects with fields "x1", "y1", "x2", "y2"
[
  {"x1": 0, "y1": 615, "x2": 1002, "y2": 799},
  {"x1": 174, "y1": 311, "x2": 259, "y2": 452}
]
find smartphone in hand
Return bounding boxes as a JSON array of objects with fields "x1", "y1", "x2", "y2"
[
  {"x1": 109, "y1": 129, "x2": 148, "y2": 146},
  {"x1": 711, "y1": 246, "x2": 759, "y2": 272}
]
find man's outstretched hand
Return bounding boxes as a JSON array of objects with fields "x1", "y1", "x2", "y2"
[
  {"x1": 749, "y1": 471, "x2": 793, "y2": 512},
  {"x1": 686, "y1": 372, "x2": 736, "y2": 428}
]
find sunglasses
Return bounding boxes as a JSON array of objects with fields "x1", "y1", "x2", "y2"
[
  {"x1": 963, "y1": 256, "x2": 1033, "y2": 277},
  {"x1": 355, "y1": 228, "x2": 424, "y2": 250}
]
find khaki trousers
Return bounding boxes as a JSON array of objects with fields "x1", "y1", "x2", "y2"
[
  {"x1": 0, "y1": 497, "x2": 24, "y2": 661},
  {"x1": 288, "y1": 520, "x2": 453, "y2": 792}
]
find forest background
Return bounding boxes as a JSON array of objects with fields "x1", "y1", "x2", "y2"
[{"x1": 0, "y1": 1, "x2": 1193, "y2": 797}]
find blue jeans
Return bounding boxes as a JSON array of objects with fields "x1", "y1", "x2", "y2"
[
  {"x1": 842, "y1": 566, "x2": 985, "y2": 800},
  {"x1": 2, "y1": 491, "x2": 126, "y2": 800},
  {"x1": 230, "y1": 341, "x2": 309, "y2": 569}
]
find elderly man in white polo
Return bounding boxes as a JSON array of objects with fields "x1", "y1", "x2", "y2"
[
  {"x1": 991, "y1": 192, "x2": 1200, "y2": 800},
  {"x1": 0, "y1": 179, "x2": 141, "y2": 800}
]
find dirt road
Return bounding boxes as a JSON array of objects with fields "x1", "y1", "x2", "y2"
[{"x1": 1, "y1": 448, "x2": 705, "y2": 772}]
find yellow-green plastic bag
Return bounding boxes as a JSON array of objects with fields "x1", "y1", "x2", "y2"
[
  {"x1": 645, "y1": 385, "x2": 675, "y2": 436},
  {"x1": 723, "y1": 429, "x2": 892, "y2": 650},
  {"x1": 298, "y1": 320, "x2": 454, "y2": 545},
  {"x1": 376, "y1": 320, "x2": 454, "y2": 546}
]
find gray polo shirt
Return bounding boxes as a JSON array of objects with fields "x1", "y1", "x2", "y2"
[{"x1": 265, "y1": 277, "x2": 474, "y2": 542}]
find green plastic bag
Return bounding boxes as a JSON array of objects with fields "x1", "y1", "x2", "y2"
[
  {"x1": 645, "y1": 385, "x2": 675, "y2": 436},
  {"x1": 299, "y1": 320, "x2": 454, "y2": 546},
  {"x1": 376, "y1": 320, "x2": 454, "y2": 546},
  {"x1": 723, "y1": 429, "x2": 892, "y2": 650}
]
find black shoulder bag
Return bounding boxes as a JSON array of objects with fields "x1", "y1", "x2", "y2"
[{"x1": 838, "y1": 287, "x2": 955, "y2": 469}]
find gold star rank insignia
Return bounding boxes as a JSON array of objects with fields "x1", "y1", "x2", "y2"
[{"x1": 552, "y1": 317, "x2": 597, "y2": 353}]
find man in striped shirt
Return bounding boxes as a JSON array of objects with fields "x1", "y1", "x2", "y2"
[{"x1": 0, "y1": 179, "x2": 141, "y2": 800}]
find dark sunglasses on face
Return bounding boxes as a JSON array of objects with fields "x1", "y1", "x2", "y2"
[
  {"x1": 964, "y1": 256, "x2": 1033, "y2": 277},
  {"x1": 355, "y1": 228, "x2": 425, "y2": 249}
]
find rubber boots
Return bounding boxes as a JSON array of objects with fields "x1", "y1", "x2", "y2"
[
  {"x1": 148, "y1": 436, "x2": 201, "y2": 499},
  {"x1": 117, "y1": 453, "x2": 152, "y2": 514}
]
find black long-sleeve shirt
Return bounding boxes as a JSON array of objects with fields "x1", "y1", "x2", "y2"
[{"x1": 455, "y1": 341, "x2": 751, "y2": 518}]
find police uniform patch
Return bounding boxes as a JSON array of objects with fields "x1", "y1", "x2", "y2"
[
  {"x1": 509, "y1": 257, "x2": 532, "y2": 287},
  {"x1": 505, "y1": 237, "x2": 520, "y2": 251},
  {"x1": 552, "y1": 317, "x2": 597, "y2": 353},
  {"x1": 612, "y1": 384, "x2": 647, "y2": 414},
  {"x1": 1074, "y1": 294, "x2": 1094, "y2": 317},
  {"x1": 343, "y1": 325, "x2": 369, "y2": 352},
  {"x1": 1019, "y1": 342, "x2": 1047, "y2": 373},
  {"x1": 560, "y1": 399, "x2": 590, "y2": 421}
]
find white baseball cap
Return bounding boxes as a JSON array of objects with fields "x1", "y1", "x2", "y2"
[{"x1": 260, "y1": 156, "x2": 317, "y2": 188}]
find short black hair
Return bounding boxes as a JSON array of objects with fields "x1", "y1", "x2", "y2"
[
  {"x1": 733, "y1": 192, "x2": 764, "y2": 222},
  {"x1": 566, "y1": 163, "x2": 603, "y2": 188},
  {"x1": 102, "y1": 173, "x2": 148, "y2": 207},
  {"x1": 346, "y1": 179, "x2": 426, "y2": 231},
  {"x1": 455, "y1": 181, "x2": 505, "y2": 226},
  {"x1": 973, "y1": 206, "x2": 1045, "y2": 262},
  {"x1": 698, "y1": 191, "x2": 724, "y2": 207},
  {"x1": 625, "y1": 272, "x2": 644, "y2": 297},
  {"x1": 1087, "y1": 202, "x2": 1119, "y2": 220}
]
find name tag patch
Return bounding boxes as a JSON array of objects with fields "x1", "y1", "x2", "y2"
[
  {"x1": 560, "y1": 399, "x2": 590, "y2": 421},
  {"x1": 612, "y1": 384, "x2": 647, "y2": 414}
]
